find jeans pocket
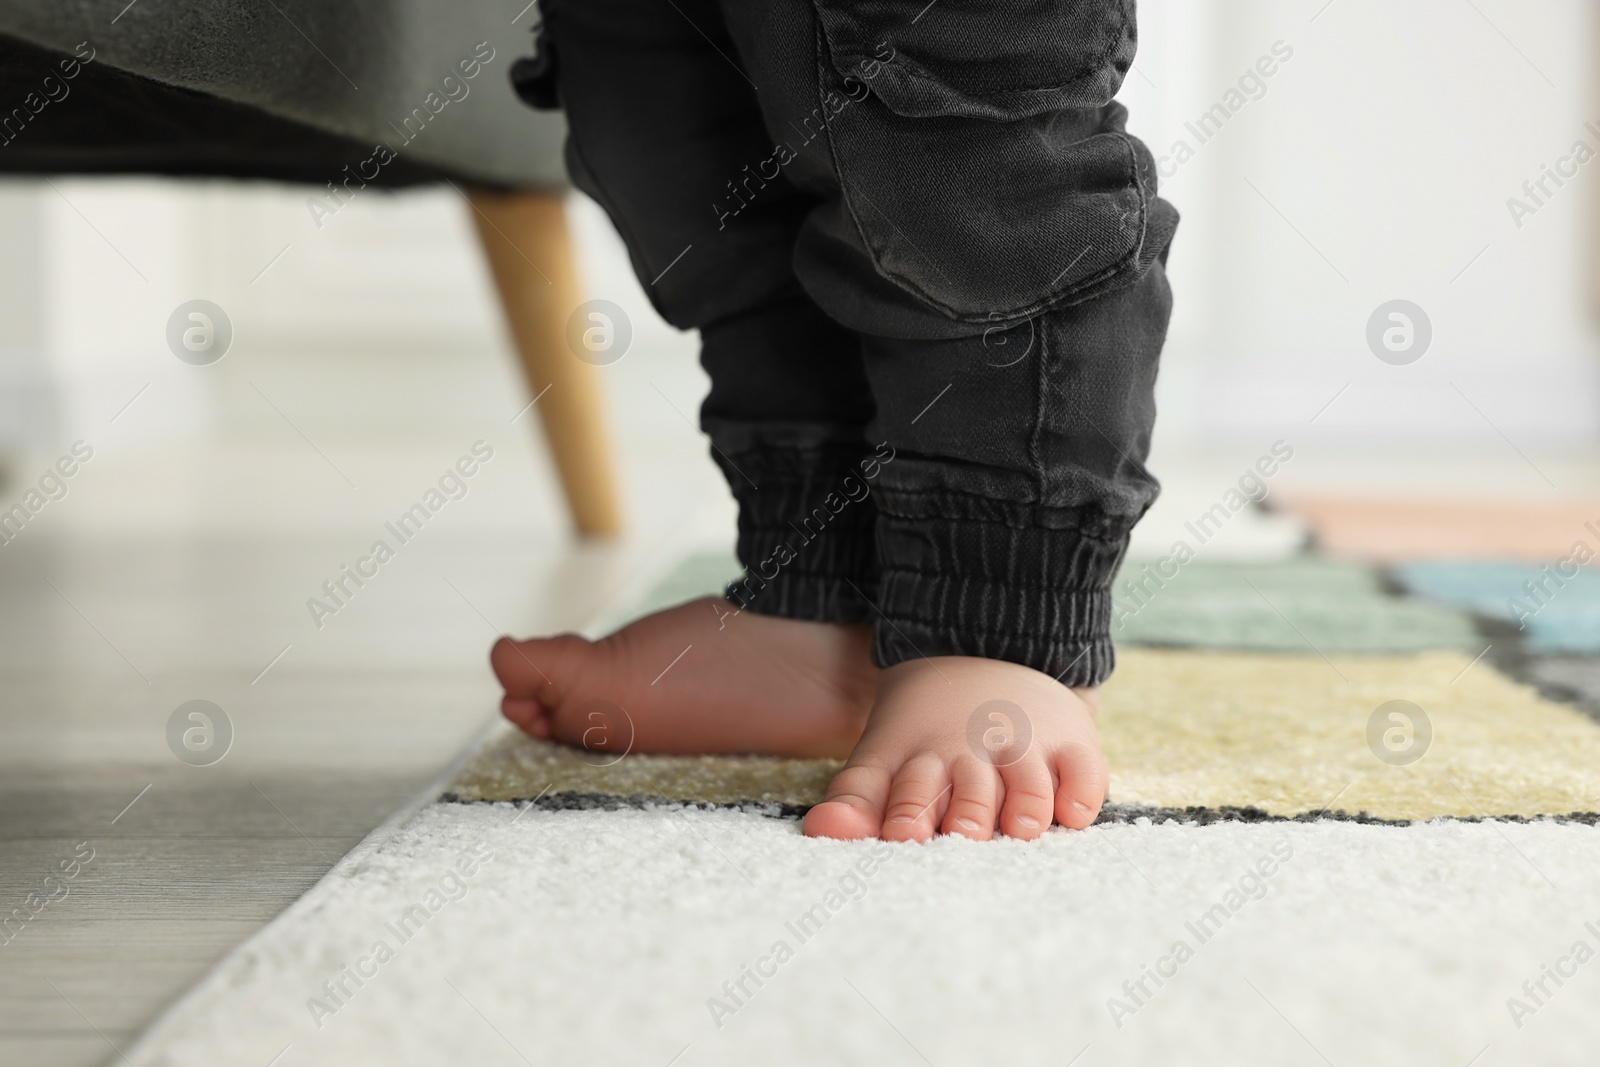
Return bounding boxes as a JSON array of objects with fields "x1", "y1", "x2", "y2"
[{"x1": 812, "y1": 0, "x2": 1156, "y2": 323}]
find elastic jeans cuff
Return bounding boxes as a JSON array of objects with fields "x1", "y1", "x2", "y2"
[
  {"x1": 712, "y1": 438, "x2": 879, "y2": 625},
  {"x1": 871, "y1": 494, "x2": 1131, "y2": 687}
]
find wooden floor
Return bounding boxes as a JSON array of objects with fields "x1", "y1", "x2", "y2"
[
  {"x1": 0, "y1": 536, "x2": 556, "y2": 1065},
  {"x1": 1, "y1": 766, "x2": 431, "y2": 1065},
  {"x1": 0, "y1": 431, "x2": 727, "y2": 1065}
]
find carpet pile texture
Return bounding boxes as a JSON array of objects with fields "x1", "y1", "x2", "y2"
[{"x1": 122, "y1": 509, "x2": 1600, "y2": 1065}]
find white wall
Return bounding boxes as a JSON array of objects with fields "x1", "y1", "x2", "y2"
[
  {"x1": 1127, "y1": 0, "x2": 1600, "y2": 447},
  {"x1": 0, "y1": 175, "x2": 697, "y2": 459},
  {"x1": 0, "y1": 182, "x2": 54, "y2": 450}
]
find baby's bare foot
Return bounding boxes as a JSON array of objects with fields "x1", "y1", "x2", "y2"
[
  {"x1": 491, "y1": 598, "x2": 875, "y2": 758},
  {"x1": 802, "y1": 657, "x2": 1106, "y2": 842}
]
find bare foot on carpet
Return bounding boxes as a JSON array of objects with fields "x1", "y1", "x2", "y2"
[
  {"x1": 802, "y1": 657, "x2": 1106, "y2": 842},
  {"x1": 492, "y1": 602, "x2": 1106, "y2": 840},
  {"x1": 491, "y1": 597, "x2": 875, "y2": 758}
]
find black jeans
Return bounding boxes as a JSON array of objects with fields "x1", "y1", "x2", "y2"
[{"x1": 520, "y1": 0, "x2": 1176, "y2": 687}]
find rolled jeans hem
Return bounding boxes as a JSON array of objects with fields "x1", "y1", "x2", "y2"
[
  {"x1": 713, "y1": 435, "x2": 879, "y2": 626},
  {"x1": 869, "y1": 496, "x2": 1131, "y2": 687},
  {"x1": 871, "y1": 588, "x2": 1116, "y2": 688}
]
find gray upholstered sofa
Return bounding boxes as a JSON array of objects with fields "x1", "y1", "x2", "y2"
[
  {"x1": 0, "y1": 1, "x2": 620, "y2": 534},
  {"x1": 0, "y1": 0, "x2": 567, "y2": 185}
]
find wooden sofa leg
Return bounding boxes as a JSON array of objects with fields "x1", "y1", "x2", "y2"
[{"x1": 468, "y1": 188, "x2": 622, "y2": 538}]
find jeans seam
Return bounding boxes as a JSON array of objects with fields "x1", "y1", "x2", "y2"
[
  {"x1": 876, "y1": 514, "x2": 1127, "y2": 540},
  {"x1": 875, "y1": 490, "x2": 1132, "y2": 538},
  {"x1": 882, "y1": 619, "x2": 1110, "y2": 643},
  {"x1": 877, "y1": 562, "x2": 1116, "y2": 586},
  {"x1": 1029, "y1": 312, "x2": 1050, "y2": 503},
  {"x1": 811, "y1": 15, "x2": 888, "y2": 318},
  {"x1": 876, "y1": 557, "x2": 1124, "y2": 586},
  {"x1": 1109, "y1": 126, "x2": 1153, "y2": 282}
]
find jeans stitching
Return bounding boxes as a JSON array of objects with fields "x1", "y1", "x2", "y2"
[
  {"x1": 1030, "y1": 311, "x2": 1050, "y2": 503},
  {"x1": 887, "y1": 622, "x2": 1112, "y2": 643},
  {"x1": 875, "y1": 498, "x2": 1130, "y2": 537},
  {"x1": 879, "y1": 564, "x2": 1118, "y2": 589},
  {"x1": 879, "y1": 614, "x2": 1114, "y2": 644},
  {"x1": 1108, "y1": 126, "x2": 1153, "y2": 284}
]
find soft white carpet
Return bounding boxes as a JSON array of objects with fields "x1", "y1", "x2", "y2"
[
  {"x1": 121, "y1": 539, "x2": 1600, "y2": 1065},
  {"x1": 125, "y1": 800, "x2": 1600, "y2": 1066}
]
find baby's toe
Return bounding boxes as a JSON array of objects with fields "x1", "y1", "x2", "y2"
[
  {"x1": 881, "y1": 754, "x2": 949, "y2": 843},
  {"x1": 1053, "y1": 743, "x2": 1108, "y2": 830},
  {"x1": 501, "y1": 696, "x2": 551, "y2": 738},
  {"x1": 998, "y1": 756, "x2": 1055, "y2": 840},
  {"x1": 490, "y1": 634, "x2": 583, "y2": 699},
  {"x1": 803, "y1": 764, "x2": 891, "y2": 840},
  {"x1": 941, "y1": 756, "x2": 999, "y2": 840}
]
